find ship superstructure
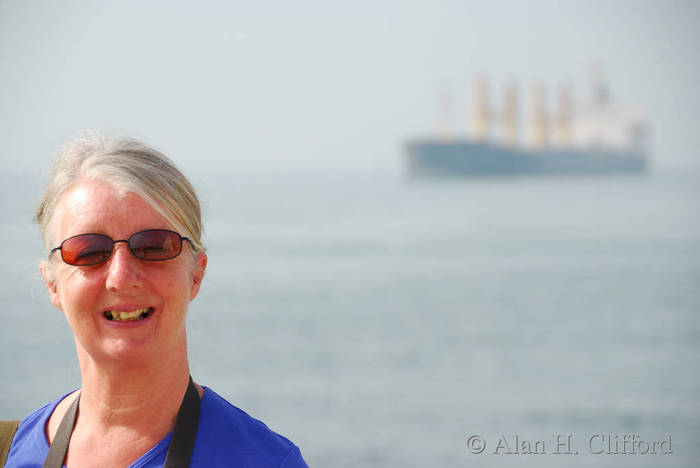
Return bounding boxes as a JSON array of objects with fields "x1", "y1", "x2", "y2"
[{"x1": 405, "y1": 71, "x2": 650, "y2": 176}]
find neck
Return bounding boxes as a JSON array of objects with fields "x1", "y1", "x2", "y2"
[
  {"x1": 46, "y1": 337, "x2": 197, "y2": 467},
  {"x1": 74, "y1": 338, "x2": 191, "y2": 431}
]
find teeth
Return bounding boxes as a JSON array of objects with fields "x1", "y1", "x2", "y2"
[{"x1": 104, "y1": 308, "x2": 151, "y2": 322}]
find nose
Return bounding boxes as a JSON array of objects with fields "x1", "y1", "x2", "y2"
[{"x1": 104, "y1": 242, "x2": 142, "y2": 292}]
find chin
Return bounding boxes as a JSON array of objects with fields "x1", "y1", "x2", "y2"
[{"x1": 84, "y1": 337, "x2": 158, "y2": 366}]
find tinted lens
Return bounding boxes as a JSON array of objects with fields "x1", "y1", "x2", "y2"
[
  {"x1": 61, "y1": 234, "x2": 114, "y2": 266},
  {"x1": 128, "y1": 229, "x2": 182, "y2": 261}
]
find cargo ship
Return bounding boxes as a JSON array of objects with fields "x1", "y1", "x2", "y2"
[{"x1": 405, "y1": 72, "x2": 650, "y2": 176}]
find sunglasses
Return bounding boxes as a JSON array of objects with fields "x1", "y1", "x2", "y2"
[{"x1": 50, "y1": 229, "x2": 192, "y2": 266}]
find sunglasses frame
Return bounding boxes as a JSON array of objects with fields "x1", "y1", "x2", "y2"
[{"x1": 50, "y1": 229, "x2": 192, "y2": 266}]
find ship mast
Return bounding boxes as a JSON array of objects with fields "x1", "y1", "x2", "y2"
[
  {"x1": 470, "y1": 76, "x2": 490, "y2": 142},
  {"x1": 529, "y1": 83, "x2": 548, "y2": 149},
  {"x1": 500, "y1": 81, "x2": 518, "y2": 146},
  {"x1": 551, "y1": 83, "x2": 572, "y2": 148}
]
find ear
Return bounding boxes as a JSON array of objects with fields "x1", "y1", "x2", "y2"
[
  {"x1": 39, "y1": 260, "x2": 63, "y2": 311},
  {"x1": 189, "y1": 252, "x2": 207, "y2": 301}
]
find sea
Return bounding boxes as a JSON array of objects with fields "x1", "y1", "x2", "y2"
[{"x1": 1, "y1": 166, "x2": 698, "y2": 468}]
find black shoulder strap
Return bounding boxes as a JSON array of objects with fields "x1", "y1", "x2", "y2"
[
  {"x1": 0, "y1": 420, "x2": 20, "y2": 467},
  {"x1": 42, "y1": 394, "x2": 80, "y2": 468},
  {"x1": 163, "y1": 377, "x2": 201, "y2": 468}
]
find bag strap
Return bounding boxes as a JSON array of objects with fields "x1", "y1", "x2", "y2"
[
  {"x1": 42, "y1": 394, "x2": 80, "y2": 468},
  {"x1": 163, "y1": 376, "x2": 201, "y2": 468},
  {"x1": 0, "y1": 420, "x2": 20, "y2": 467}
]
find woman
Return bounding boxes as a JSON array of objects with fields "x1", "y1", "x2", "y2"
[{"x1": 4, "y1": 132, "x2": 308, "y2": 467}]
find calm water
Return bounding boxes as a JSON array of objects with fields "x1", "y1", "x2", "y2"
[{"x1": 1, "y1": 167, "x2": 699, "y2": 468}]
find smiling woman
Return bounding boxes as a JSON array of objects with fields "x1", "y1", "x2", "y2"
[{"x1": 2, "y1": 131, "x2": 308, "y2": 468}]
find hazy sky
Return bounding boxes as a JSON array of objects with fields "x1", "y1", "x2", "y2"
[{"x1": 1, "y1": 0, "x2": 698, "y2": 173}]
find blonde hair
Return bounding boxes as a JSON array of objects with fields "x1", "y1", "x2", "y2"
[{"x1": 36, "y1": 131, "x2": 205, "y2": 254}]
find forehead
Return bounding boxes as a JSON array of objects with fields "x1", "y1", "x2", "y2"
[{"x1": 51, "y1": 179, "x2": 173, "y2": 241}]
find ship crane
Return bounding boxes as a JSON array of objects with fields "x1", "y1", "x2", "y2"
[{"x1": 470, "y1": 76, "x2": 490, "y2": 142}]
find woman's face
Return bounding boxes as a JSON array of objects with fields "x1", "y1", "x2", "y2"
[{"x1": 40, "y1": 179, "x2": 207, "y2": 365}]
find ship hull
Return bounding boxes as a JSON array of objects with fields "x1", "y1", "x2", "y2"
[{"x1": 405, "y1": 140, "x2": 647, "y2": 176}]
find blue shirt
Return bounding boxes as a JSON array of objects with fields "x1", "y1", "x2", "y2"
[{"x1": 6, "y1": 387, "x2": 308, "y2": 468}]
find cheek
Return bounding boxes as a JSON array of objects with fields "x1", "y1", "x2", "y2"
[
  {"x1": 155, "y1": 266, "x2": 193, "y2": 303},
  {"x1": 55, "y1": 268, "x2": 102, "y2": 309}
]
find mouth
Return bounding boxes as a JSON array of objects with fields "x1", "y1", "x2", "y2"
[{"x1": 104, "y1": 307, "x2": 153, "y2": 322}]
